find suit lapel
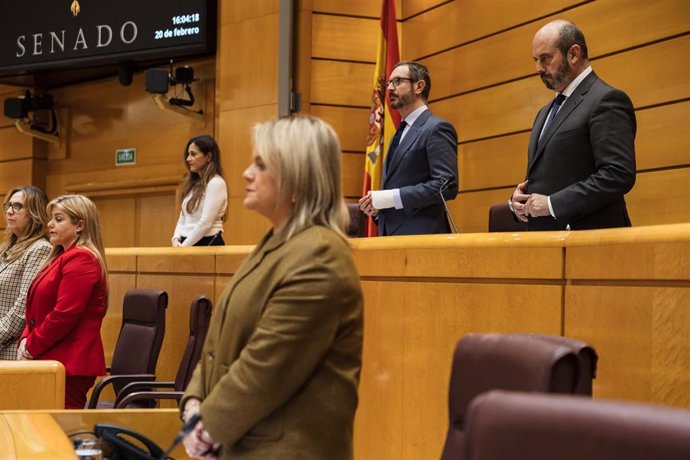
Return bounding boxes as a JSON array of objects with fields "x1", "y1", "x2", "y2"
[
  {"x1": 215, "y1": 229, "x2": 288, "y2": 330},
  {"x1": 25, "y1": 253, "x2": 59, "y2": 310},
  {"x1": 384, "y1": 110, "x2": 431, "y2": 185},
  {"x1": 528, "y1": 72, "x2": 598, "y2": 173}
]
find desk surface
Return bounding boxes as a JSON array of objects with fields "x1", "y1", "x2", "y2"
[
  {"x1": 0, "y1": 413, "x2": 75, "y2": 459},
  {"x1": 0, "y1": 409, "x2": 188, "y2": 459}
]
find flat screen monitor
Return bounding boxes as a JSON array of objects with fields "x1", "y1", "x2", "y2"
[{"x1": 0, "y1": 0, "x2": 216, "y2": 77}]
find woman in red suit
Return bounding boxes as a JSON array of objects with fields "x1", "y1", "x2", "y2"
[{"x1": 17, "y1": 195, "x2": 108, "y2": 409}]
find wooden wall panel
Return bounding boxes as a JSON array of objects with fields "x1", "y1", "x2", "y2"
[
  {"x1": 0, "y1": 159, "x2": 33, "y2": 194},
  {"x1": 432, "y1": 33, "x2": 690, "y2": 144},
  {"x1": 0, "y1": 362, "x2": 65, "y2": 410},
  {"x1": 566, "y1": 285, "x2": 690, "y2": 407},
  {"x1": 311, "y1": 60, "x2": 373, "y2": 106},
  {"x1": 342, "y1": 153, "x2": 365, "y2": 198},
  {"x1": 220, "y1": 0, "x2": 278, "y2": 24},
  {"x1": 139, "y1": 193, "x2": 178, "y2": 247},
  {"x1": 624, "y1": 169, "x2": 690, "y2": 227},
  {"x1": 453, "y1": 186, "x2": 515, "y2": 233},
  {"x1": 217, "y1": 104, "x2": 277, "y2": 197},
  {"x1": 217, "y1": 104, "x2": 277, "y2": 245},
  {"x1": 597, "y1": 34, "x2": 690, "y2": 109},
  {"x1": 427, "y1": 0, "x2": 690, "y2": 102},
  {"x1": 403, "y1": 0, "x2": 585, "y2": 60},
  {"x1": 217, "y1": 13, "x2": 279, "y2": 112},
  {"x1": 225, "y1": 197, "x2": 273, "y2": 246},
  {"x1": 0, "y1": 127, "x2": 32, "y2": 162},
  {"x1": 402, "y1": 0, "x2": 448, "y2": 19},
  {"x1": 566, "y1": 226, "x2": 690, "y2": 281},
  {"x1": 92, "y1": 196, "x2": 136, "y2": 248},
  {"x1": 400, "y1": 281, "x2": 562, "y2": 459},
  {"x1": 459, "y1": 133, "x2": 529, "y2": 191},
  {"x1": 636, "y1": 101, "x2": 690, "y2": 171},
  {"x1": 312, "y1": 15, "x2": 379, "y2": 62},
  {"x1": 215, "y1": 2, "x2": 282, "y2": 246},
  {"x1": 310, "y1": 105, "x2": 369, "y2": 152},
  {"x1": 313, "y1": 0, "x2": 401, "y2": 17}
]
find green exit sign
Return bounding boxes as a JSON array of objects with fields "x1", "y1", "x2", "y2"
[{"x1": 115, "y1": 148, "x2": 136, "y2": 166}]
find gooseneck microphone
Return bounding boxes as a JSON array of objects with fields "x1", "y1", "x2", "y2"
[
  {"x1": 159, "y1": 413, "x2": 202, "y2": 460},
  {"x1": 385, "y1": 175, "x2": 459, "y2": 235},
  {"x1": 439, "y1": 176, "x2": 459, "y2": 234}
]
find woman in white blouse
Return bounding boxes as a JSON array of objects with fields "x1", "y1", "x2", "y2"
[{"x1": 172, "y1": 135, "x2": 228, "y2": 246}]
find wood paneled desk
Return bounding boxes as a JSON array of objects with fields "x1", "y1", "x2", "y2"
[
  {"x1": 101, "y1": 223, "x2": 690, "y2": 459},
  {"x1": 0, "y1": 409, "x2": 187, "y2": 459},
  {"x1": 0, "y1": 361, "x2": 65, "y2": 410}
]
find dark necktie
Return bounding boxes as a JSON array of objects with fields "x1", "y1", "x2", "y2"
[
  {"x1": 540, "y1": 93, "x2": 566, "y2": 139},
  {"x1": 385, "y1": 121, "x2": 407, "y2": 171}
]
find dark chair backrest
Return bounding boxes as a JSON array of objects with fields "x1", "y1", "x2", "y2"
[
  {"x1": 488, "y1": 202, "x2": 527, "y2": 232},
  {"x1": 109, "y1": 289, "x2": 167, "y2": 395},
  {"x1": 441, "y1": 333, "x2": 585, "y2": 460},
  {"x1": 174, "y1": 295, "x2": 212, "y2": 391},
  {"x1": 515, "y1": 333, "x2": 598, "y2": 395},
  {"x1": 465, "y1": 390, "x2": 690, "y2": 460},
  {"x1": 346, "y1": 203, "x2": 367, "y2": 237}
]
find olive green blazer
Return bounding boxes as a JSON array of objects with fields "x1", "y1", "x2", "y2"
[{"x1": 183, "y1": 225, "x2": 363, "y2": 459}]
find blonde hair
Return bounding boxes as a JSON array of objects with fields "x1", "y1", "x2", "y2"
[
  {"x1": 46, "y1": 195, "x2": 108, "y2": 286},
  {"x1": 0, "y1": 186, "x2": 50, "y2": 263},
  {"x1": 252, "y1": 116, "x2": 349, "y2": 240}
]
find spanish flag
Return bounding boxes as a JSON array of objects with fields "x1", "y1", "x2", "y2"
[{"x1": 362, "y1": 0, "x2": 400, "y2": 237}]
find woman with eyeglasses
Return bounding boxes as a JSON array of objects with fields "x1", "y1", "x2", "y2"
[
  {"x1": 172, "y1": 135, "x2": 228, "y2": 246},
  {"x1": 0, "y1": 186, "x2": 52, "y2": 360},
  {"x1": 18, "y1": 194, "x2": 108, "y2": 409}
]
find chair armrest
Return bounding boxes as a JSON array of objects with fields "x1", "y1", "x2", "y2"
[
  {"x1": 86, "y1": 374, "x2": 155, "y2": 408},
  {"x1": 114, "y1": 381, "x2": 175, "y2": 407},
  {"x1": 115, "y1": 391, "x2": 184, "y2": 409}
]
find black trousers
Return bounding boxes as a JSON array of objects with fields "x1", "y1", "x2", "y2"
[{"x1": 180, "y1": 232, "x2": 224, "y2": 246}]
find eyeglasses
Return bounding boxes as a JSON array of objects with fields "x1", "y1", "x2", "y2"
[
  {"x1": 3, "y1": 202, "x2": 23, "y2": 213},
  {"x1": 386, "y1": 77, "x2": 415, "y2": 88}
]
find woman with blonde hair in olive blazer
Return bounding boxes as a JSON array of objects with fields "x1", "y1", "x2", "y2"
[{"x1": 181, "y1": 116, "x2": 364, "y2": 460}]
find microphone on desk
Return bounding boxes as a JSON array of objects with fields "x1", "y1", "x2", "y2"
[
  {"x1": 439, "y1": 176, "x2": 459, "y2": 234},
  {"x1": 386, "y1": 175, "x2": 459, "y2": 235},
  {"x1": 159, "y1": 413, "x2": 202, "y2": 460}
]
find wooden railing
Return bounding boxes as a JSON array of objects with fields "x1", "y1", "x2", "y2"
[{"x1": 102, "y1": 223, "x2": 690, "y2": 459}]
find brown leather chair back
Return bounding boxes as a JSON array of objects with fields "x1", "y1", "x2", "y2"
[
  {"x1": 109, "y1": 289, "x2": 167, "y2": 395},
  {"x1": 174, "y1": 295, "x2": 212, "y2": 391},
  {"x1": 515, "y1": 333, "x2": 598, "y2": 395},
  {"x1": 488, "y1": 202, "x2": 527, "y2": 232},
  {"x1": 465, "y1": 390, "x2": 690, "y2": 460},
  {"x1": 441, "y1": 333, "x2": 582, "y2": 460},
  {"x1": 346, "y1": 203, "x2": 367, "y2": 237}
]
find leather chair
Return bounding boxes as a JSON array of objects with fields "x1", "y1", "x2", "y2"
[
  {"x1": 114, "y1": 295, "x2": 213, "y2": 408},
  {"x1": 465, "y1": 390, "x2": 690, "y2": 460},
  {"x1": 488, "y1": 202, "x2": 527, "y2": 232},
  {"x1": 516, "y1": 333, "x2": 598, "y2": 395},
  {"x1": 346, "y1": 203, "x2": 367, "y2": 237},
  {"x1": 441, "y1": 333, "x2": 592, "y2": 460},
  {"x1": 87, "y1": 289, "x2": 167, "y2": 408}
]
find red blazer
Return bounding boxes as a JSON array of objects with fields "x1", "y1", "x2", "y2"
[{"x1": 22, "y1": 246, "x2": 107, "y2": 377}]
